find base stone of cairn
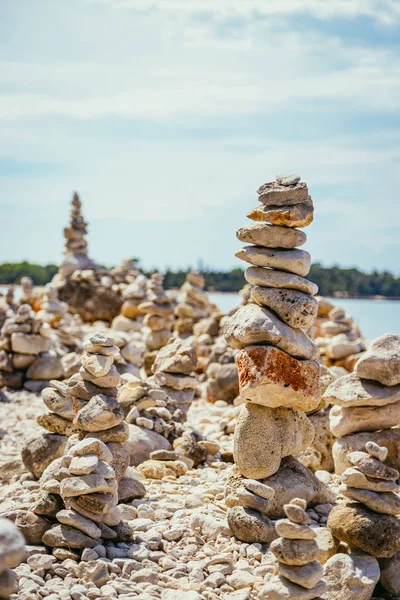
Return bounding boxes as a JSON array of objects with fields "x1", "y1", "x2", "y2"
[
  {"x1": 175, "y1": 270, "x2": 211, "y2": 336},
  {"x1": 39, "y1": 332, "x2": 145, "y2": 557},
  {"x1": 223, "y1": 174, "x2": 335, "y2": 548},
  {"x1": 0, "y1": 304, "x2": 62, "y2": 391},
  {"x1": 0, "y1": 518, "x2": 26, "y2": 599}
]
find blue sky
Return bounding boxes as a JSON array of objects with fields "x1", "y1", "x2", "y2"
[{"x1": 0, "y1": 0, "x2": 399, "y2": 273}]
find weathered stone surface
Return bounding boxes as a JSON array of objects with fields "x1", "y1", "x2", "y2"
[
  {"x1": 173, "y1": 432, "x2": 208, "y2": 467},
  {"x1": 10, "y1": 332, "x2": 51, "y2": 355},
  {"x1": 152, "y1": 338, "x2": 197, "y2": 375},
  {"x1": 106, "y1": 442, "x2": 130, "y2": 481},
  {"x1": 341, "y1": 467, "x2": 398, "y2": 492},
  {"x1": 224, "y1": 304, "x2": 319, "y2": 360},
  {"x1": 257, "y1": 179, "x2": 308, "y2": 205},
  {"x1": 328, "y1": 503, "x2": 400, "y2": 558},
  {"x1": 85, "y1": 421, "x2": 129, "y2": 444},
  {"x1": 245, "y1": 266, "x2": 318, "y2": 296},
  {"x1": 81, "y1": 352, "x2": 113, "y2": 377},
  {"x1": 205, "y1": 362, "x2": 239, "y2": 403},
  {"x1": 68, "y1": 438, "x2": 113, "y2": 463},
  {"x1": 380, "y1": 550, "x2": 400, "y2": 594},
  {"x1": 126, "y1": 424, "x2": 172, "y2": 466},
  {"x1": 333, "y1": 429, "x2": 400, "y2": 474},
  {"x1": 237, "y1": 223, "x2": 306, "y2": 248},
  {"x1": 242, "y1": 479, "x2": 275, "y2": 500},
  {"x1": 235, "y1": 487, "x2": 271, "y2": 514},
  {"x1": 234, "y1": 403, "x2": 314, "y2": 479},
  {"x1": 322, "y1": 551, "x2": 380, "y2": 600},
  {"x1": 42, "y1": 524, "x2": 97, "y2": 549},
  {"x1": 340, "y1": 485, "x2": 400, "y2": 515},
  {"x1": 347, "y1": 451, "x2": 399, "y2": 480},
  {"x1": 284, "y1": 503, "x2": 310, "y2": 525},
  {"x1": 259, "y1": 574, "x2": 326, "y2": 600},
  {"x1": 42, "y1": 387, "x2": 75, "y2": 419},
  {"x1": 36, "y1": 413, "x2": 79, "y2": 436},
  {"x1": 14, "y1": 511, "x2": 49, "y2": 544},
  {"x1": 236, "y1": 246, "x2": 311, "y2": 277},
  {"x1": 22, "y1": 434, "x2": 67, "y2": 479},
  {"x1": 67, "y1": 373, "x2": 118, "y2": 400},
  {"x1": 252, "y1": 287, "x2": 317, "y2": 329},
  {"x1": 366, "y1": 440, "x2": 388, "y2": 461},
  {"x1": 248, "y1": 196, "x2": 314, "y2": 228},
  {"x1": 271, "y1": 537, "x2": 320, "y2": 565},
  {"x1": 277, "y1": 560, "x2": 322, "y2": 589},
  {"x1": 236, "y1": 345, "x2": 320, "y2": 412},
  {"x1": 0, "y1": 518, "x2": 26, "y2": 572},
  {"x1": 56, "y1": 509, "x2": 101, "y2": 538},
  {"x1": 74, "y1": 394, "x2": 124, "y2": 432},
  {"x1": 355, "y1": 333, "x2": 400, "y2": 386},
  {"x1": 275, "y1": 519, "x2": 315, "y2": 540},
  {"x1": 79, "y1": 364, "x2": 120, "y2": 388},
  {"x1": 69, "y1": 454, "x2": 99, "y2": 475},
  {"x1": 227, "y1": 506, "x2": 276, "y2": 543},
  {"x1": 60, "y1": 474, "x2": 115, "y2": 497},
  {"x1": 323, "y1": 372, "x2": 400, "y2": 407},
  {"x1": 329, "y1": 400, "x2": 400, "y2": 437}
]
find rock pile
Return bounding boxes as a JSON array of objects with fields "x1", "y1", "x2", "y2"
[
  {"x1": 324, "y1": 333, "x2": 400, "y2": 458},
  {"x1": 110, "y1": 258, "x2": 140, "y2": 284},
  {"x1": 314, "y1": 297, "x2": 364, "y2": 372},
  {"x1": 222, "y1": 174, "x2": 334, "y2": 542},
  {"x1": 0, "y1": 518, "x2": 26, "y2": 599},
  {"x1": 112, "y1": 273, "x2": 147, "y2": 333},
  {"x1": 175, "y1": 270, "x2": 211, "y2": 336},
  {"x1": 20, "y1": 276, "x2": 34, "y2": 307},
  {"x1": 41, "y1": 332, "x2": 145, "y2": 557},
  {"x1": 328, "y1": 441, "x2": 400, "y2": 565},
  {"x1": 0, "y1": 304, "x2": 62, "y2": 390},
  {"x1": 262, "y1": 498, "x2": 326, "y2": 599}
]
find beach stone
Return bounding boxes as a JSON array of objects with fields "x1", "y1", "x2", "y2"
[
  {"x1": 118, "y1": 476, "x2": 146, "y2": 501},
  {"x1": 245, "y1": 266, "x2": 318, "y2": 296},
  {"x1": 366, "y1": 440, "x2": 388, "y2": 462},
  {"x1": 271, "y1": 537, "x2": 320, "y2": 565},
  {"x1": 284, "y1": 504, "x2": 310, "y2": 525},
  {"x1": 10, "y1": 332, "x2": 51, "y2": 355},
  {"x1": 242, "y1": 479, "x2": 275, "y2": 501},
  {"x1": 22, "y1": 434, "x2": 67, "y2": 478},
  {"x1": 224, "y1": 304, "x2": 319, "y2": 359},
  {"x1": 68, "y1": 438, "x2": 113, "y2": 463},
  {"x1": 260, "y1": 574, "x2": 326, "y2": 600},
  {"x1": 236, "y1": 223, "x2": 306, "y2": 248},
  {"x1": 340, "y1": 485, "x2": 400, "y2": 515},
  {"x1": 87, "y1": 332, "x2": 114, "y2": 346},
  {"x1": 341, "y1": 467, "x2": 398, "y2": 492},
  {"x1": 69, "y1": 454, "x2": 99, "y2": 475},
  {"x1": 380, "y1": 550, "x2": 400, "y2": 594},
  {"x1": 67, "y1": 373, "x2": 118, "y2": 400},
  {"x1": 60, "y1": 474, "x2": 114, "y2": 497},
  {"x1": 355, "y1": 333, "x2": 400, "y2": 386},
  {"x1": 333, "y1": 429, "x2": 400, "y2": 474},
  {"x1": 347, "y1": 451, "x2": 399, "y2": 480},
  {"x1": 42, "y1": 524, "x2": 97, "y2": 549},
  {"x1": 42, "y1": 388, "x2": 75, "y2": 419},
  {"x1": 126, "y1": 424, "x2": 172, "y2": 466},
  {"x1": 323, "y1": 372, "x2": 400, "y2": 407},
  {"x1": 277, "y1": 560, "x2": 323, "y2": 589},
  {"x1": 328, "y1": 503, "x2": 400, "y2": 557},
  {"x1": 235, "y1": 488, "x2": 271, "y2": 514},
  {"x1": 275, "y1": 519, "x2": 315, "y2": 540},
  {"x1": 83, "y1": 340, "x2": 119, "y2": 356},
  {"x1": 56, "y1": 509, "x2": 101, "y2": 538},
  {"x1": 79, "y1": 364, "x2": 120, "y2": 388},
  {"x1": 152, "y1": 338, "x2": 197, "y2": 374},
  {"x1": 257, "y1": 179, "x2": 308, "y2": 205},
  {"x1": 81, "y1": 352, "x2": 113, "y2": 377},
  {"x1": 36, "y1": 413, "x2": 78, "y2": 436},
  {"x1": 236, "y1": 345, "x2": 320, "y2": 412},
  {"x1": 234, "y1": 403, "x2": 314, "y2": 479},
  {"x1": 329, "y1": 399, "x2": 400, "y2": 437},
  {"x1": 252, "y1": 287, "x2": 317, "y2": 329},
  {"x1": 248, "y1": 196, "x2": 314, "y2": 228},
  {"x1": 85, "y1": 421, "x2": 129, "y2": 444},
  {"x1": 227, "y1": 506, "x2": 276, "y2": 543},
  {"x1": 14, "y1": 511, "x2": 49, "y2": 544},
  {"x1": 27, "y1": 355, "x2": 63, "y2": 380},
  {"x1": 236, "y1": 246, "x2": 311, "y2": 277},
  {"x1": 0, "y1": 518, "x2": 26, "y2": 572},
  {"x1": 322, "y1": 551, "x2": 380, "y2": 600},
  {"x1": 74, "y1": 394, "x2": 124, "y2": 432},
  {"x1": 276, "y1": 173, "x2": 301, "y2": 186}
]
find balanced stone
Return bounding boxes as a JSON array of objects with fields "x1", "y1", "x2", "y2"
[
  {"x1": 252, "y1": 286, "x2": 317, "y2": 329},
  {"x1": 248, "y1": 196, "x2": 314, "y2": 228},
  {"x1": 323, "y1": 372, "x2": 400, "y2": 407},
  {"x1": 236, "y1": 246, "x2": 311, "y2": 277},
  {"x1": 69, "y1": 455, "x2": 99, "y2": 475},
  {"x1": 223, "y1": 304, "x2": 319, "y2": 359},
  {"x1": 276, "y1": 174, "x2": 301, "y2": 186},
  {"x1": 68, "y1": 438, "x2": 113, "y2": 463},
  {"x1": 284, "y1": 504, "x2": 311, "y2": 525},
  {"x1": 235, "y1": 488, "x2": 271, "y2": 514},
  {"x1": 275, "y1": 519, "x2": 316, "y2": 540},
  {"x1": 56, "y1": 509, "x2": 102, "y2": 538},
  {"x1": 236, "y1": 223, "x2": 306, "y2": 248},
  {"x1": 329, "y1": 399, "x2": 400, "y2": 437},
  {"x1": 257, "y1": 180, "x2": 308, "y2": 206},
  {"x1": 73, "y1": 394, "x2": 124, "y2": 432},
  {"x1": 227, "y1": 506, "x2": 276, "y2": 544},
  {"x1": 260, "y1": 574, "x2": 326, "y2": 600},
  {"x1": 277, "y1": 561, "x2": 323, "y2": 589},
  {"x1": 341, "y1": 467, "x2": 399, "y2": 492},
  {"x1": 235, "y1": 345, "x2": 320, "y2": 412},
  {"x1": 81, "y1": 353, "x2": 113, "y2": 377},
  {"x1": 339, "y1": 485, "x2": 400, "y2": 515},
  {"x1": 355, "y1": 333, "x2": 400, "y2": 386},
  {"x1": 245, "y1": 267, "x2": 318, "y2": 296},
  {"x1": 366, "y1": 440, "x2": 388, "y2": 462},
  {"x1": 242, "y1": 479, "x2": 275, "y2": 500},
  {"x1": 42, "y1": 524, "x2": 97, "y2": 549},
  {"x1": 271, "y1": 537, "x2": 320, "y2": 566},
  {"x1": 347, "y1": 451, "x2": 399, "y2": 480}
]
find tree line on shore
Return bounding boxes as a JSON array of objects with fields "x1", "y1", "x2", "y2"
[{"x1": 0, "y1": 261, "x2": 400, "y2": 298}]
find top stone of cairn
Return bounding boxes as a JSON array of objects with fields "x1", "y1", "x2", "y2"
[{"x1": 257, "y1": 174, "x2": 308, "y2": 206}]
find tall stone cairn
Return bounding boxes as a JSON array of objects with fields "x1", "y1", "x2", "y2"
[
  {"x1": 59, "y1": 192, "x2": 97, "y2": 278},
  {"x1": 223, "y1": 174, "x2": 321, "y2": 536},
  {"x1": 42, "y1": 332, "x2": 145, "y2": 557},
  {"x1": 175, "y1": 269, "x2": 211, "y2": 335}
]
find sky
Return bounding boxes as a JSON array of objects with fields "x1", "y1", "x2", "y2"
[{"x1": 0, "y1": 0, "x2": 399, "y2": 273}]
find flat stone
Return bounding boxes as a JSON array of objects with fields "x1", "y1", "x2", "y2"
[
  {"x1": 248, "y1": 196, "x2": 314, "y2": 228},
  {"x1": 85, "y1": 421, "x2": 129, "y2": 444},
  {"x1": 83, "y1": 340, "x2": 120, "y2": 356},
  {"x1": 235, "y1": 488, "x2": 271, "y2": 514},
  {"x1": 68, "y1": 438, "x2": 113, "y2": 463},
  {"x1": 245, "y1": 267, "x2": 318, "y2": 295},
  {"x1": 74, "y1": 394, "x2": 124, "y2": 432},
  {"x1": 355, "y1": 333, "x2": 400, "y2": 386},
  {"x1": 227, "y1": 506, "x2": 276, "y2": 543},
  {"x1": 75, "y1": 492, "x2": 117, "y2": 516},
  {"x1": 260, "y1": 573, "x2": 326, "y2": 600},
  {"x1": 284, "y1": 504, "x2": 311, "y2": 525},
  {"x1": 275, "y1": 519, "x2": 315, "y2": 540},
  {"x1": 0, "y1": 518, "x2": 26, "y2": 572},
  {"x1": 322, "y1": 551, "x2": 380, "y2": 600},
  {"x1": 56, "y1": 509, "x2": 102, "y2": 538},
  {"x1": 42, "y1": 524, "x2": 97, "y2": 549},
  {"x1": 327, "y1": 503, "x2": 400, "y2": 558},
  {"x1": 154, "y1": 371, "x2": 197, "y2": 390},
  {"x1": 69, "y1": 454, "x2": 99, "y2": 475},
  {"x1": 252, "y1": 287, "x2": 317, "y2": 329},
  {"x1": 340, "y1": 485, "x2": 400, "y2": 515},
  {"x1": 257, "y1": 180, "x2": 308, "y2": 206},
  {"x1": 341, "y1": 467, "x2": 399, "y2": 492},
  {"x1": 347, "y1": 451, "x2": 399, "y2": 480},
  {"x1": 242, "y1": 479, "x2": 275, "y2": 500},
  {"x1": 271, "y1": 537, "x2": 320, "y2": 565},
  {"x1": 234, "y1": 403, "x2": 314, "y2": 479},
  {"x1": 37, "y1": 413, "x2": 79, "y2": 436},
  {"x1": 94, "y1": 460, "x2": 115, "y2": 479},
  {"x1": 79, "y1": 364, "x2": 120, "y2": 388},
  {"x1": 236, "y1": 246, "x2": 311, "y2": 277},
  {"x1": 224, "y1": 304, "x2": 319, "y2": 359},
  {"x1": 329, "y1": 399, "x2": 400, "y2": 437},
  {"x1": 81, "y1": 352, "x2": 113, "y2": 377},
  {"x1": 236, "y1": 223, "x2": 306, "y2": 248},
  {"x1": 323, "y1": 372, "x2": 400, "y2": 407},
  {"x1": 236, "y1": 345, "x2": 320, "y2": 411},
  {"x1": 10, "y1": 332, "x2": 51, "y2": 355},
  {"x1": 277, "y1": 560, "x2": 323, "y2": 589},
  {"x1": 67, "y1": 373, "x2": 118, "y2": 400},
  {"x1": 60, "y1": 474, "x2": 115, "y2": 497},
  {"x1": 276, "y1": 174, "x2": 301, "y2": 186}
]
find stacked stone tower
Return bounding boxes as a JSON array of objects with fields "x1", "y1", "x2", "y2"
[
  {"x1": 175, "y1": 269, "x2": 211, "y2": 335},
  {"x1": 223, "y1": 174, "x2": 325, "y2": 539}
]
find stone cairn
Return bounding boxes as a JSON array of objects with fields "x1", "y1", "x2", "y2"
[
  {"x1": 223, "y1": 174, "x2": 327, "y2": 538},
  {"x1": 262, "y1": 498, "x2": 326, "y2": 599},
  {"x1": 41, "y1": 332, "x2": 145, "y2": 558},
  {"x1": 314, "y1": 297, "x2": 364, "y2": 372},
  {"x1": 112, "y1": 273, "x2": 148, "y2": 333},
  {"x1": 37, "y1": 284, "x2": 70, "y2": 326},
  {"x1": 175, "y1": 269, "x2": 211, "y2": 336},
  {"x1": 0, "y1": 304, "x2": 62, "y2": 390},
  {"x1": 0, "y1": 518, "x2": 26, "y2": 599},
  {"x1": 20, "y1": 276, "x2": 34, "y2": 307},
  {"x1": 138, "y1": 273, "x2": 174, "y2": 373},
  {"x1": 110, "y1": 258, "x2": 140, "y2": 285}
]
